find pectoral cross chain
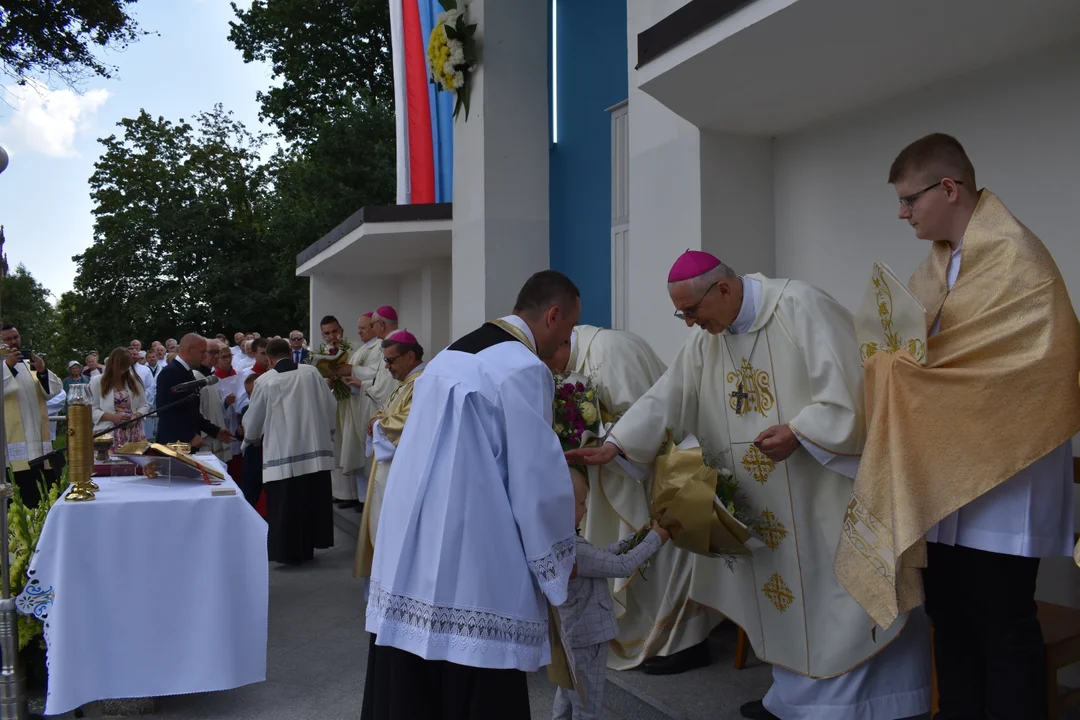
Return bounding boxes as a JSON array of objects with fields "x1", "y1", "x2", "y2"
[{"x1": 731, "y1": 384, "x2": 750, "y2": 415}]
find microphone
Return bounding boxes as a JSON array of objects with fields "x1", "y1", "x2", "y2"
[{"x1": 172, "y1": 375, "x2": 220, "y2": 393}]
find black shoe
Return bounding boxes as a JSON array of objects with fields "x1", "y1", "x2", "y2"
[
  {"x1": 641, "y1": 640, "x2": 711, "y2": 675},
  {"x1": 337, "y1": 499, "x2": 361, "y2": 509},
  {"x1": 739, "y1": 700, "x2": 778, "y2": 720}
]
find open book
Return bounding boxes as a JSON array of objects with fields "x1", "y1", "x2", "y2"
[{"x1": 854, "y1": 262, "x2": 928, "y2": 366}]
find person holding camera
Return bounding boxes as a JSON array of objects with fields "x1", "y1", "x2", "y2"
[{"x1": 1, "y1": 324, "x2": 61, "y2": 507}]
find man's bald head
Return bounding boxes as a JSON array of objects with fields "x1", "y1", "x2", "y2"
[{"x1": 178, "y1": 334, "x2": 207, "y2": 367}]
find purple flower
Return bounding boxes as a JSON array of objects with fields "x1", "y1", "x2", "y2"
[{"x1": 576, "y1": 382, "x2": 585, "y2": 393}]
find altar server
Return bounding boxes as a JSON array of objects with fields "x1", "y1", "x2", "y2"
[
  {"x1": 838, "y1": 133, "x2": 1080, "y2": 720},
  {"x1": 569, "y1": 251, "x2": 931, "y2": 720},
  {"x1": 363, "y1": 271, "x2": 580, "y2": 719},
  {"x1": 241, "y1": 338, "x2": 336, "y2": 565}
]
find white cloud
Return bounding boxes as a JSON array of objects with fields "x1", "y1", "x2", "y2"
[{"x1": 0, "y1": 80, "x2": 110, "y2": 158}]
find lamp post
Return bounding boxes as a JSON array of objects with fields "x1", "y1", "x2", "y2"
[{"x1": 0, "y1": 144, "x2": 29, "y2": 720}]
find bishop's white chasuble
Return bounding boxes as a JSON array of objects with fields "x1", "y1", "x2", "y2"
[
  {"x1": 611, "y1": 275, "x2": 911, "y2": 679},
  {"x1": 569, "y1": 325, "x2": 724, "y2": 669}
]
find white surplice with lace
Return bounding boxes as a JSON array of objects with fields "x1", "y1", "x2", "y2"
[{"x1": 366, "y1": 316, "x2": 577, "y2": 670}]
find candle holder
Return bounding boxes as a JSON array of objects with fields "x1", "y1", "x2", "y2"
[{"x1": 65, "y1": 385, "x2": 95, "y2": 502}]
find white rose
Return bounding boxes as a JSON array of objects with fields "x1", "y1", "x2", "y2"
[
  {"x1": 719, "y1": 468, "x2": 734, "y2": 479},
  {"x1": 453, "y1": 71, "x2": 465, "y2": 87},
  {"x1": 579, "y1": 402, "x2": 599, "y2": 426}
]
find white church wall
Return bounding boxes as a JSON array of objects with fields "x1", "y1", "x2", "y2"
[
  {"x1": 699, "y1": 131, "x2": 775, "y2": 278},
  {"x1": 772, "y1": 41, "x2": 1080, "y2": 625},
  {"x1": 308, "y1": 275, "x2": 400, "y2": 348},
  {"x1": 397, "y1": 270, "x2": 424, "y2": 342},
  {"x1": 625, "y1": 0, "x2": 705, "y2": 365},
  {"x1": 394, "y1": 262, "x2": 452, "y2": 357}
]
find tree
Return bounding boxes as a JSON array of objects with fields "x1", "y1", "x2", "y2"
[
  {"x1": 0, "y1": 0, "x2": 148, "y2": 86},
  {"x1": 228, "y1": 0, "x2": 393, "y2": 144},
  {"x1": 72, "y1": 105, "x2": 280, "y2": 350},
  {"x1": 0, "y1": 230, "x2": 60, "y2": 370}
]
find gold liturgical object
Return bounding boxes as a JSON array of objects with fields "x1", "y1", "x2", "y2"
[{"x1": 65, "y1": 383, "x2": 96, "y2": 501}]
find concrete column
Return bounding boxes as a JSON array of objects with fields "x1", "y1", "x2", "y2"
[
  {"x1": 421, "y1": 263, "x2": 452, "y2": 355},
  {"x1": 451, "y1": 0, "x2": 550, "y2": 339}
]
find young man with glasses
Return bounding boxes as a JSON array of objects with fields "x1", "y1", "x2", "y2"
[
  {"x1": 568, "y1": 250, "x2": 933, "y2": 720},
  {"x1": 838, "y1": 133, "x2": 1080, "y2": 720}
]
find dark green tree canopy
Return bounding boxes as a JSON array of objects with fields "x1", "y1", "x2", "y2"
[
  {"x1": 0, "y1": 0, "x2": 148, "y2": 86},
  {"x1": 228, "y1": 0, "x2": 393, "y2": 143}
]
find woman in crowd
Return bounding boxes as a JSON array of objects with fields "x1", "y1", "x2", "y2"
[{"x1": 89, "y1": 347, "x2": 149, "y2": 451}]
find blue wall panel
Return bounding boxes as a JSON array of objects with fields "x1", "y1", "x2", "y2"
[{"x1": 549, "y1": 0, "x2": 628, "y2": 327}]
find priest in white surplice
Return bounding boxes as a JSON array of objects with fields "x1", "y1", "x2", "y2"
[
  {"x1": 241, "y1": 338, "x2": 336, "y2": 565},
  {"x1": 1, "y1": 324, "x2": 61, "y2": 507},
  {"x1": 332, "y1": 311, "x2": 397, "y2": 507},
  {"x1": 195, "y1": 341, "x2": 232, "y2": 464},
  {"x1": 569, "y1": 251, "x2": 930, "y2": 720},
  {"x1": 548, "y1": 326, "x2": 724, "y2": 675},
  {"x1": 363, "y1": 271, "x2": 580, "y2": 719}
]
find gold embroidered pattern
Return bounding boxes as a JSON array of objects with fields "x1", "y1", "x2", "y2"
[
  {"x1": 860, "y1": 264, "x2": 927, "y2": 364},
  {"x1": 757, "y1": 509, "x2": 788, "y2": 550},
  {"x1": 841, "y1": 497, "x2": 896, "y2": 584},
  {"x1": 762, "y1": 573, "x2": 795, "y2": 613},
  {"x1": 726, "y1": 358, "x2": 774, "y2": 417},
  {"x1": 741, "y1": 445, "x2": 776, "y2": 484}
]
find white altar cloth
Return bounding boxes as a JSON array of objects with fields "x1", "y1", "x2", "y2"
[{"x1": 17, "y1": 458, "x2": 269, "y2": 716}]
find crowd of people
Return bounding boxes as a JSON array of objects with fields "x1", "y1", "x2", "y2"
[{"x1": 4, "y1": 132, "x2": 1077, "y2": 720}]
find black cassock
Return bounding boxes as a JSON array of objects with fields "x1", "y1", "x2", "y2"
[{"x1": 264, "y1": 470, "x2": 333, "y2": 564}]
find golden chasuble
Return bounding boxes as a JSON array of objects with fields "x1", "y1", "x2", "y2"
[
  {"x1": 836, "y1": 189, "x2": 1080, "y2": 629},
  {"x1": 355, "y1": 364, "x2": 424, "y2": 579}
]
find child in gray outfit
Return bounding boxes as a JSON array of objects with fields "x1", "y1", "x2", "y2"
[{"x1": 553, "y1": 468, "x2": 669, "y2": 719}]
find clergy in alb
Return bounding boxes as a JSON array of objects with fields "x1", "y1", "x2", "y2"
[
  {"x1": 241, "y1": 338, "x2": 336, "y2": 566},
  {"x1": 320, "y1": 315, "x2": 360, "y2": 506},
  {"x1": 548, "y1": 326, "x2": 723, "y2": 674},
  {"x1": 363, "y1": 271, "x2": 580, "y2": 720},
  {"x1": 354, "y1": 328, "x2": 425, "y2": 579},
  {"x1": 1, "y1": 324, "x2": 62, "y2": 507},
  {"x1": 570, "y1": 252, "x2": 930, "y2": 720},
  {"x1": 333, "y1": 311, "x2": 398, "y2": 506},
  {"x1": 837, "y1": 134, "x2": 1080, "y2": 720}
]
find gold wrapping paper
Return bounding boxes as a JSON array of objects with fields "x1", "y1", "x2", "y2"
[
  {"x1": 650, "y1": 437, "x2": 752, "y2": 556},
  {"x1": 836, "y1": 190, "x2": 1080, "y2": 629}
]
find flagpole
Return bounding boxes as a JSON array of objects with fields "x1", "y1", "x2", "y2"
[{"x1": 0, "y1": 143, "x2": 30, "y2": 720}]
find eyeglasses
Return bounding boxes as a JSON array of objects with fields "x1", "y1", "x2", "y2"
[
  {"x1": 898, "y1": 180, "x2": 962, "y2": 212},
  {"x1": 674, "y1": 282, "x2": 719, "y2": 321},
  {"x1": 384, "y1": 354, "x2": 402, "y2": 366}
]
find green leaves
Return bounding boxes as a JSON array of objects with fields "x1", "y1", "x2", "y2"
[
  {"x1": 0, "y1": 0, "x2": 151, "y2": 86},
  {"x1": 228, "y1": 0, "x2": 393, "y2": 145}
]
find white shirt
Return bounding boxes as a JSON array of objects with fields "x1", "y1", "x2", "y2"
[{"x1": 925, "y1": 242, "x2": 1075, "y2": 557}]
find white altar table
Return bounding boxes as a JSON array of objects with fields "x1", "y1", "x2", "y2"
[{"x1": 16, "y1": 458, "x2": 268, "y2": 716}]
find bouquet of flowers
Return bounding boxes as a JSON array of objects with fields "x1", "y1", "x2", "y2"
[
  {"x1": 714, "y1": 466, "x2": 756, "y2": 530},
  {"x1": 310, "y1": 338, "x2": 353, "y2": 401},
  {"x1": 552, "y1": 371, "x2": 602, "y2": 452},
  {"x1": 427, "y1": 1, "x2": 478, "y2": 119}
]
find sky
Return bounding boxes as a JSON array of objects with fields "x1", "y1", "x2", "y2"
[{"x1": 0, "y1": 0, "x2": 276, "y2": 300}]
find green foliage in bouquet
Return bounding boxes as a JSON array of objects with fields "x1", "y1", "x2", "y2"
[{"x1": 9, "y1": 468, "x2": 69, "y2": 650}]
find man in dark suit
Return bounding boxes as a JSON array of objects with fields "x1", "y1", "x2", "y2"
[
  {"x1": 155, "y1": 334, "x2": 234, "y2": 448},
  {"x1": 288, "y1": 331, "x2": 310, "y2": 365}
]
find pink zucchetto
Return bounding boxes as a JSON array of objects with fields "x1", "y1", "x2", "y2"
[
  {"x1": 362, "y1": 312, "x2": 374, "y2": 319},
  {"x1": 386, "y1": 329, "x2": 418, "y2": 345},
  {"x1": 374, "y1": 305, "x2": 398, "y2": 323},
  {"x1": 667, "y1": 249, "x2": 722, "y2": 283}
]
